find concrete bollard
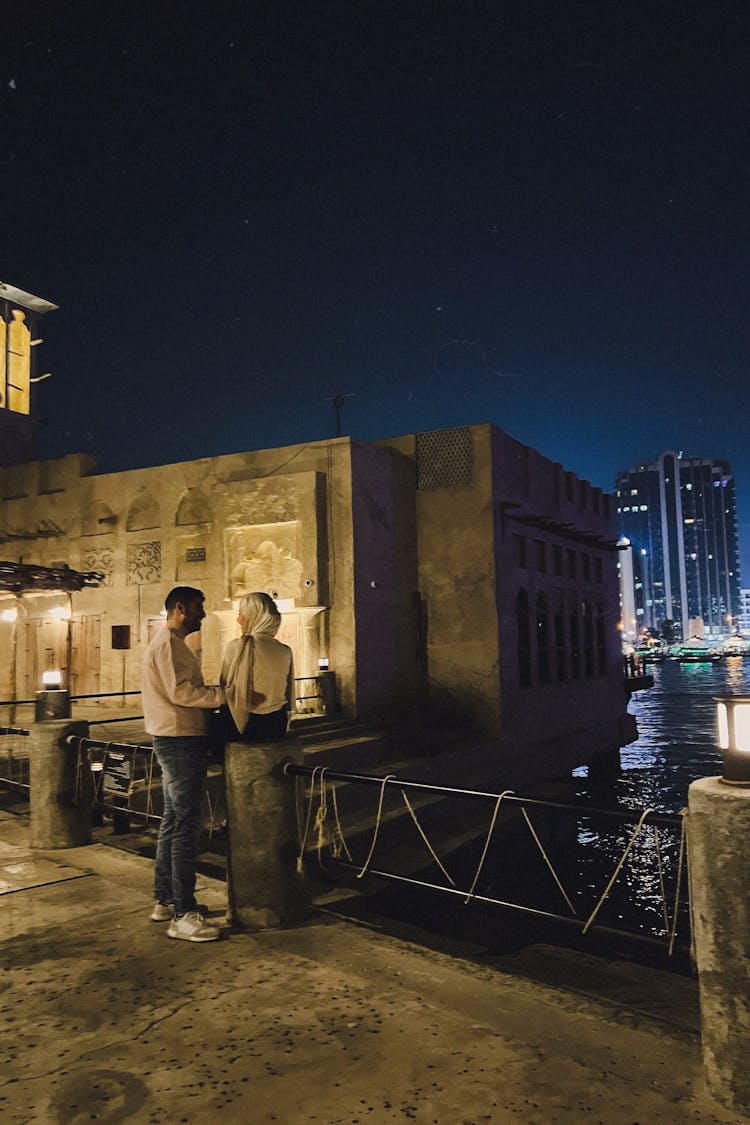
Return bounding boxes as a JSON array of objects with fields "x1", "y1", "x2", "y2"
[
  {"x1": 224, "y1": 734, "x2": 310, "y2": 929},
  {"x1": 688, "y1": 776, "x2": 750, "y2": 1112},
  {"x1": 29, "y1": 718, "x2": 92, "y2": 848}
]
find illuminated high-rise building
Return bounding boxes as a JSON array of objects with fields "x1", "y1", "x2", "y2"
[{"x1": 615, "y1": 451, "x2": 741, "y2": 640}]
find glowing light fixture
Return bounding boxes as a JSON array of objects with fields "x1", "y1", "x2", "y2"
[
  {"x1": 318, "y1": 657, "x2": 330, "y2": 670},
  {"x1": 42, "y1": 669, "x2": 63, "y2": 688},
  {"x1": 716, "y1": 696, "x2": 750, "y2": 785},
  {"x1": 48, "y1": 605, "x2": 71, "y2": 620}
]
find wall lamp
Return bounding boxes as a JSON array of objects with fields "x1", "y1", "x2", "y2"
[{"x1": 716, "y1": 695, "x2": 750, "y2": 785}]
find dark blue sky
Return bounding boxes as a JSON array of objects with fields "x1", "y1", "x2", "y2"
[{"x1": 4, "y1": 4, "x2": 750, "y2": 565}]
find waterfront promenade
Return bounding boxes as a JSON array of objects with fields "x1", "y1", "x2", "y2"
[{"x1": 1, "y1": 807, "x2": 744, "y2": 1124}]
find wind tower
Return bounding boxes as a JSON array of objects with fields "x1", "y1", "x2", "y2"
[{"x1": 0, "y1": 282, "x2": 58, "y2": 465}]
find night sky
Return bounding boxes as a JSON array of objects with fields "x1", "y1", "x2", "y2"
[{"x1": 4, "y1": 5, "x2": 750, "y2": 565}]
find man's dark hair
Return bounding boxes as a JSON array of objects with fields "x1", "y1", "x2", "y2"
[{"x1": 164, "y1": 586, "x2": 205, "y2": 613}]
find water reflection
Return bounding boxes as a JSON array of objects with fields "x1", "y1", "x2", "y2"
[{"x1": 568, "y1": 659, "x2": 745, "y2": 943}]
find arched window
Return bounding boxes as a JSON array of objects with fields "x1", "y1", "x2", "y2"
[
  {"x1": 537, "y1": 592, "x2": 551, "y2": 684},
  {"x1": 583, "y1": 599, "x2": 595, "y2": 676},
  {"x1": 81, "y1": 500, "x2": 117, "y2": 537},
  {"x1": 570, "y1": 606, "x2": 582, "y2": 679},
  {"x1": 176, "y1": 488, "x2": 212, "y2": 526},
  {"x1": 126, "y1": 492, "x2": 160, "y2": 532},
  {"x1": 554, "y1": 606, "x2": 566, "y2": 681},
  {"x1": 596, "y1": 605, "x2": 607, "y2": 675},
  {"x1": 516, "y1": 588, "x2": 532, "y2": 687}
]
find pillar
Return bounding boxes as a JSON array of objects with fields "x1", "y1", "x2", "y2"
[
  {"x1": 688, "y1": 776, "x2": 750, "y2": 1112},
  {"x1": 224, "y1": 734, "x2": 310, "y2": 929},
  {"x1": 29, "y1": 718, "x2": 92, "y2": 848}
]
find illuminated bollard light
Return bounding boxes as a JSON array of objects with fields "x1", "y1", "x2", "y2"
[
  {"x1": 715, "y1": 694, "x2": 750, "y2": 784},
  {"x1": 224, "y1": 735, "x2": 310, "y2": 929},
  {"x1": 688, "y1": 695, "x2": 750, "y2": 1112},
  {"x1": 34, "y1": 669, "x2": 72, "y2": 723}
]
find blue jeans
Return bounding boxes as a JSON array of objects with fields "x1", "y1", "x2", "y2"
[{"x1": 153, "y1": 736, "x2": 208, "y2": 915}]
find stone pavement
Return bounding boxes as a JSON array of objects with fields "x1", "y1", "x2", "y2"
[{"x1": 0, "y1": 808, "x2": 746, "y2": 1125}]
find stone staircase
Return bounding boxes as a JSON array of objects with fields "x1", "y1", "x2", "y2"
[{"x1": 289, "y1": 715, "x2": 565, "y2": 909}]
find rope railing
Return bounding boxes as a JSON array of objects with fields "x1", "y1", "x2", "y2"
[{"x1": 284, "y1": 762, "x2": 689, "y2": 955}]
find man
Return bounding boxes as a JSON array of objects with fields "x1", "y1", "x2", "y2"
[{"x1": 142, "y1": 586, "x2": 225, "y2": 942}]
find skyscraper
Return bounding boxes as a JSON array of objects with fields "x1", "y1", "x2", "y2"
[{"x1": 616, "y1": 451, "x2": 741, "y2": 641}]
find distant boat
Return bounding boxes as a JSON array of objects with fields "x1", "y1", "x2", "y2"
[
  {"x1": 721, "y1": 634, "x2": 750, "y2": 658},
  {"x1": 633, "y1": 642, "x2": 667, "y2": 663},
  {"x1": 672, "y1": 637, "x2": 721, "y2": 663}
]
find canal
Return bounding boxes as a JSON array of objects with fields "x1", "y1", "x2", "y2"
[{"x1": 578, "y1": 656, "x2": 737, "y2": 814}]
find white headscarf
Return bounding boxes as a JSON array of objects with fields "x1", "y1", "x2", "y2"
[
  {"x1": 237, "y1": 592, "x2": 280, "y2": 637},
  {"x1": 221, "y1": 592, "x2": 289, "y2": 733}
]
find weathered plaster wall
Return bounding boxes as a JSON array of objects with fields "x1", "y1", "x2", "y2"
[
  {"x1": 349, "y1": 440, "x2": 419, "y2": 717},
  {"x1": 491, "y1": 426, "x2": 627, "y2": 771},
  {"x1": 379, "y1": 425, "x2": 501, "y2": 736},
  {"x1": 0, "y1": 440, "x2": 362, "y2": 712}
]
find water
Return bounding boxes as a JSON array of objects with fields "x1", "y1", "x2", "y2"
[
  {"x1": 557, "y1": 657, "x2": 748, "y2": 953},
  {"x1": 580, "y1": 657, "x2": 743, "y2": 812}
]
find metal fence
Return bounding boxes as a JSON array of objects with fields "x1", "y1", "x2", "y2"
[
  {"x1": 0, "y1": 726, "x2": 30, "y2": 792},
  {"x1": 285, "y1": 763, "x2": 689, "y2": 957}
]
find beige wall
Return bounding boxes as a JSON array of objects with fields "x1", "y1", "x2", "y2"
[{"x1": 0, "y1": 441, "x2": 363, "y2": 712}]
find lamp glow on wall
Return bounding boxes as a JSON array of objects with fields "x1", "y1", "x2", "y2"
[{"x1": 716, "y1": 695, "x2": 750, "y2": 785}]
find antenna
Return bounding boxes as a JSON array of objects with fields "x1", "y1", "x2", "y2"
[{"x1": 324, "y1": 392, "x2": 355, "y2": 437}]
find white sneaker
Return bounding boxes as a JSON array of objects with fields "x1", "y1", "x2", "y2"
[
  {"x1": 166, "y1": 911, "x2": 220, "y2": 942},
  {"x1": 151, "y1": 901, "x2": 207, "y2": 922}
]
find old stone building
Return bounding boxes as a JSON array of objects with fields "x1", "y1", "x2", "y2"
[{"x1": 0, "y1": 422, "x2": 632, "y2": 778}]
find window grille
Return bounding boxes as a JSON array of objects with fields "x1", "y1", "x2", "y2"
[{"x1": 416, "y1": 426, "x2": 473, "y2": 490}]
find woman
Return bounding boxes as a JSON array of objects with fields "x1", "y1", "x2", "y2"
[{"x1": 219, "y1": 591, "x2": 294, "y2": 742}]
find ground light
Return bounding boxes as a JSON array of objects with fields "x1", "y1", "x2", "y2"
[{"x1": 715, "y1": 695, "x2": 750, "y2": 785}]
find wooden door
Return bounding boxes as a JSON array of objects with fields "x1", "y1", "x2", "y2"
[{"x1": 70, "y1": 615, "x2": 101, "y2": 696}]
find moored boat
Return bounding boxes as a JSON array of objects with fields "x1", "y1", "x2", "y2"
[
  {"x1": 720, "y1": 634, "x2": 750, "y2": 658},
  {"x1": 672, "y1": 637, "x2": 721, "y2": 663}
]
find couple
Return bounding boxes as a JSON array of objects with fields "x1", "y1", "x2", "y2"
[{"x1": 141, "y1": 587, "x2": 293, "y2": 943}]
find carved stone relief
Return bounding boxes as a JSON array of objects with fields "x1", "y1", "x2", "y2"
[
  {"x1": 224, "y1": 521, "x2": 303, "y2": 601},
  {"x1": 225, "y1": 479, "x2": 299, "y2": 526},
  {"x1": 127, "y1": 541, "x2": 162, "y2": 585},
  {"x1": 81, "y1": 546, "x2": 114, "y2": 587}
]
